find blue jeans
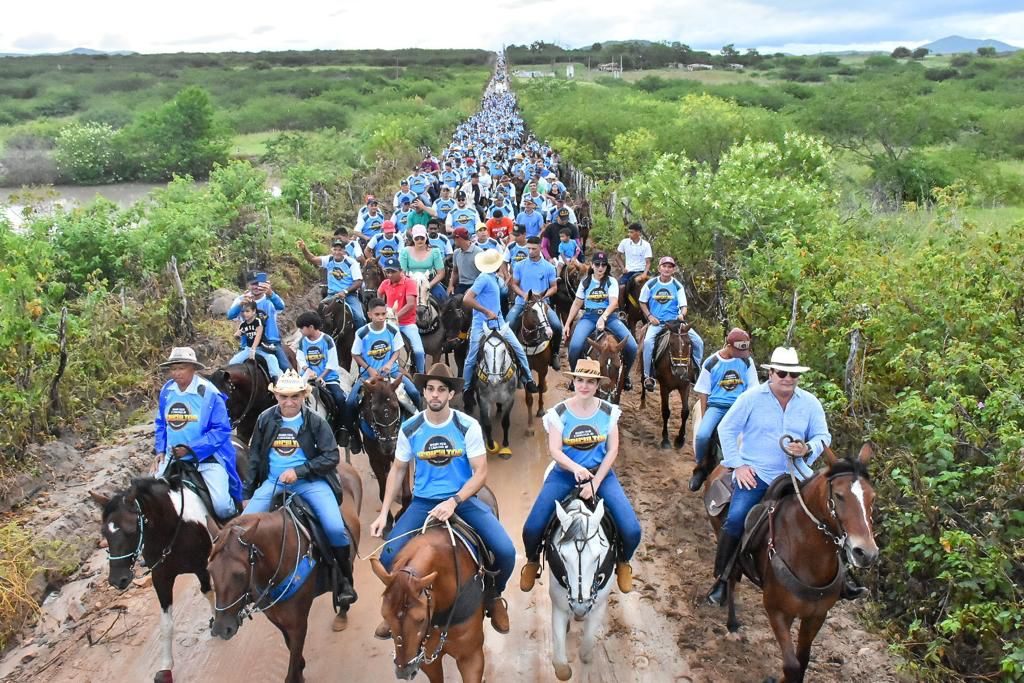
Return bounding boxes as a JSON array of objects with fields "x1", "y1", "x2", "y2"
[
  {"x1": 265, "y1": 340, "x2": 291, "y2": 371},
  {"x1": 463, "y1": 323, "x2": 532, "y2": 388},
  {"x1": 618, "y1": 271, "x2": 644, "y2": 289},
  {"x1": 399, "y1": 323, "x2": 426, "y2": 374},
  {"x1": 522, "y1": 468, "x2": 641, "y2": 562},
  {"x1": 695, "y1": 404, "x2": 729, "y2": 466},
  {"x1": 454, "y1": 282, "x2": 472, "y2": 296},
  {"x1": 228, "y1": 348, "x2": 282, "y2": 380},
  {"x1": 507, "y1": 302, "x2": 563, "y2": 353},
  {"x1": 723, "y1": 474, "x2": 769, "y2": 538},
  {"x1": 346, "y1": 374, "x2": 422, "y2": 420},
  {"x1": 246, "y1": 477, "x2": 349, "y2": 547},
  {"x1": 380, "y1": 496, "x2": 515, "y2": 594},
  {"x1": 427, "y1": 282, "x2": 448, "y2": 303},
  {"x1": 324, "y1": 292, "x2": 367, "y2": 330},
  {"x1": 567, "y1": 313, "x2": 637, "y2": 374},
  {"x1": 642, "y1": 323, "x2": 704, "y2": 378}
]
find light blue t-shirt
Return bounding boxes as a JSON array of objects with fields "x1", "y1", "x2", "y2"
[
  {"x1": 269, "y1": 414, "x2": 307, "y2": 481},
  {"x1": 160, "y1": 381, "x2": 206, "y2": 458},
  {"x1": 433, "y1": 198, "x2": 456, "y2": 220},
  {"x1": 558, "y1": 239, "x2": 580, "y2": 261},
  {"x1": 469, "y1": 272, "x2": 504, "y2": 330},
  {"x1": 367, "y1": 234, "x2": 402, "y2": 260},
  {"x1": 639, "y1": 277, "x2": 687, "y2": 322},
  {"x1": 396, "y1": 410, "x2": 485, "y2": 500},
  {"x1": 504, "y1": 242, "x2": 530, "y2": 267},
  {"x1": 544, "y1": 400, "x2": 621, "y2": 470},
  {"x1": 321, "y1": 255, "x2": 361, "y2": 296},
  {"x1": 695, "y1": 353, "x2": 760, "y2": 409},
  {"x1": 513, "y1": 257, "x2": 557, "y2": 305},
  {"x1": 575, "y1": 275, "x2": 619, "y2": 315},
  {"x1": 352, "y1": 322, "x2": 403, "y2": 377},
  {"x1": 515, "y1": 210, "x2": 544, "y2": 238}
]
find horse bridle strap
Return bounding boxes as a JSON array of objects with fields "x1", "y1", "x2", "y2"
[{"x1": 766, "y1": 500, "x2": 845, "y2": 601}]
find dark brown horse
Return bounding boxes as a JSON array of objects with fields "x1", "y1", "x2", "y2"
[
  {"x1": 638, "y1": 320, "x2": 693, "y2": 449},
  {"x1": 208, "y1": 361, "x2": 275, "y2": 449},
  {"x1": 584, "y1": 331, "x2": 629, "y2": 405},
  {"x1": 320, "y1": 295, "x2": 356, "y2": 371},
  {"x1": 361, "y1": 257, "x2": 385, "y2": 309},
  {"x1": 706, "y1": 444, "x2": 879, "y2": 683},
  {"x1": 91, "y1": 477, "x2": 217, "y2": 683},
  {"x1": 359, "y1": 375, "x2": 412, "y2": 521},
  {"x1": 552, "y1": 262, "x2": 589, "y2": 327},
  {"x1": 371, "y1": 527, "x2": 486, "y2": 682},
  {"x1": 514, "y1": 293, "x2": 554, "y2": 435},
  {"x1": 618, "y1": 272, "x2": 649, "y2": 334},
  {"x1": 439, "y1": 293, "x2": 470, "y2": 375},
  {"x1": 573, "y1": 196, "x2": 592, "y2": 253},
  {"x1": 206, "y1": 462, "x2": 363, "y2": 683}
]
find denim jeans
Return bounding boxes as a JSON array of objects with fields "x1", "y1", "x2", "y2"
[
  {"x1": 157, "y1": 459, "x2": 236, "y2": 519},
  {"x1": 463, "y1": 323, "x2": 532, "y2": 387},
  {"x1": 695, "y1": 404, "x2": 729, "y2": 466},
  {"x1": 228, "y1": 348, "x2": 282, "y2": 380},
  {"x1": 346, "y1": 374, "x2": 422, "y2": 424},
  {"x1": 567, "y1": 313, "x2": 637, "y2": 375},
  {"x1": 398, "y1": 323, "x2": 426, "y2": 374},
  {"x1": 642, "y1": 323, "x2": 704, "y2": 378},
  {"x1": 266, "y1": 340, "x2": 292, "y2": 372},
  {"x1": 323, "y1": 292, "x2": 367, "y2": 330},
  {"x1": 427, "y1": 282, "x2": 448, "y2": 303},
  {"x1": 723, "y1": 474, "x2": 769, "y2": 538},
  {"x1": 380, "y1": 496, "x2": 515, "y2": 594},
  {"x1": 522, "y1": 467, "x2": 641, "y2": 562},
  {"x1": 246, "y1": 477, "x2": 349, "y2": 547},
  {"x1": 506, "y1": 302, "x2": 563, "y2": 354}
]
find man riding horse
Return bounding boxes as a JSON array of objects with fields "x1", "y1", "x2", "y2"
[
  {"x1": 506, "y1": 236, "x2": 562, "y2": 371},
  {"x1": 706, "y1": 347, "x2": 867, "y2": 606},
  {"x1": 295, "y1": 311, "x2": 350, "y2": 439},
  {"x1": 152, "y1": 346, "x2": 242, "y2": 519},
  {"x1": 227, "y1": 272, "x2": 292, "y2": 374},
  {"x1": 298, "y1": 237, "x2": 367, "y2": 331},
  {"x1": 639, "y1": 256, "x2": 704, "y2": 392},
  {"x1": 370, "y1": 363, "x2": 516, "y2": 637},
  {"x1": 378, "y1": 255, "x2": 427, "y2": 375},
  {"x1": 243, "y1": 370, "x2": 357, "y2": 606}
]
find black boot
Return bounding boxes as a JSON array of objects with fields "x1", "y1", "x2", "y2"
[
  {"x1": 706, "y1": 532, "x2": 741, "y2": 607},
  {"x1": 349, "y1": 425, "x2": 363, "y2": 454},
  {"x1": 331, "y1": 545, "x2": 357, "y2": 607},
  {"x1": 688, "y1": 462, "x2": 709, "y2": 492},
  {"x1": 839, "y1": 575, "x2": 869, "y2": 600},
  {"x1": 336, "y1": 427, "x2": 350, "y2": 449}
]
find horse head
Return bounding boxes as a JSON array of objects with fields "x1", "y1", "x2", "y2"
[
  {"x1": 479, "y1": 331, "x2": 517, "y2": 387},
  {"x1": 409, "y1": 272, "x2": 439, "y2": 329},
  {"x1": 520, "y1": 292, "x2": 551, "y2": 347},
  {"x1": 90, "y1": 478, "x2": 174, "y2": 590},
  {"x1": 322, "y1": 296, "x2": 353, "y2": 339},
  {"x1": 440, "y1": 295, "x2": 469, "y2": 352},
  {"x1": 362, "y1": 257, "x2": 384, "y2": 292},
  {"x1": 206, "y1": 517, "x2": 263, "y2": 640},
  {"x1": 585, "y1": 333, "x2": 628, "y2": 402},
  {"x1": 552, "y1": 498, "x2": 611, "y2": 620},
  {"x1": 370, "y1": 558, "x2": 438, "y2": 680},
  {"x1": 664, "y1": 320, "x2": 693, "y2": 382},
  {"x1": 361, "y1": 375, "x2": 404, "y2": 457},
  {"x1": 821, "y1": 443, "x2": 879, "y2": 569}
]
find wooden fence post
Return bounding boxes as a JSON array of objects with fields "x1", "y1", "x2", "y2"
[
  {"x1": 48, "y1": 306, "x2": 68, "y2": 417},
  {"x1": 168, "y1": 256, "x2": 195, "y2": 341}
]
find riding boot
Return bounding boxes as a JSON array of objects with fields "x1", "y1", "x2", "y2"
[
  {"x1": 688, "y1": 463, "x2": 709, "y2": 492},
  {"x1": 336, "y1": 426, "x2": 350, "y2": 449},
  {"x1": 519, "y1": 561, "x2": 541, "y2": 592},
  {"x1": 462, "y1": 381, "x2": 477, "y2": 412},
  {"x1": 483, "y1": 589, "x2": 510, "y2": 634},
  {"x1": 522, "y1": 373, "x2": 540, "y2": 393},
  {"x1": 839, "y1": 574, "x2": 869, "y2": 601},
  {"x1": 706, "y1": 532, "x2": 741, "y2": 607},
  {"x1": 349, "y1": 425, "x2": 363, "y2": 454},
  {"x1": 331, "y1": 545, "x2": 357, "y2": 607},
  {"x1": 622, "y1": 376, "x2": 633, "y2": 391},
  {"x1": 616, "y1": 562, "x2": 633, "y2": 593}
]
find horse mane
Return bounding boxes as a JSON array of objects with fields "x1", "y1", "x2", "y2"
[{"x1": 827, "y1": 456, "x2": 871, "y2": 482}]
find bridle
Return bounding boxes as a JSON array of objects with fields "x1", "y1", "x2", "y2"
[
  {"x1": 441, "y1": 301, "x2": 468, "y2": 351},
  {"x1": 105, "y1": 483, "x2": 186, "y2": 576},
  {"x1": 520, "y1": 300, "x2": 551, "y2": 349},
  {"x1": 665, "y1": 321, "x2": 691, "y2": 378},
  {"x1": 550, "y1": 491, "x2": 613, "y2": 617},
  {"x1": 479, "y1": 333, "x2": 515, "y2": 384},
  {"x1": 361, "y1": 386, "x2": 402, "y2": 446}
]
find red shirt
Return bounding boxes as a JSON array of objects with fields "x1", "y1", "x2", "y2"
[
  {"x1": 487, "y1": 216, "x2": 514, "y2": 241},
  {"x1": 378, "y1": 276, "x2": 418, "y2": 326}
]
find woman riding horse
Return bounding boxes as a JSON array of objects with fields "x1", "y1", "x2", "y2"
[
  {"x1": 519, "y1": 358, "x2": 641, "y2": 595},
  {"x1": 564, "y1": 251, "x2": 637, "y2": 392}
]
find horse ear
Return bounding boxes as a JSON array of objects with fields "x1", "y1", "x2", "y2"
[
  {"x1": 821, "y1": 445, "x2": 838, "y2": 467},
  {"x1": 857, "y1": 442, "x2": 875, "y2": 465},
  {"x1": 585, "y1": 337, "x2": 597, "y2": 351},
  {"x1": 205, "y1": 514, "x2": 221, "y2": 540},
  {"x1": 239, "y1": 518, "x2": 260, "y2": 542},
  {"x1": 615, "y1": 335, "x2": 628, "y2": 352},
  {"x1": 554, "y1": 500, "x2": 571, "y2": 529},
  {"x1": 390, "y1": 375, "x2": 403, "y2": 391},
  {"x1": 89, "y1": 490, "x2": 112, "y2": 507},
  {"x1": 591, "y1": 498, "x2": 606, "y2": 525},
  {"x1": 416, "y1": 571, "x2": 439, "y2": 590},
  {"x1": 370, "y1": 558, "x2": 395, "y2": 586}
]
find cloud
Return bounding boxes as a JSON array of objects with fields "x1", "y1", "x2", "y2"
[
  {"x1": 251, "y1": 25, "x2": 274, "y2": 35},
  {"x1": 12, "y1": 32, "x2": 61, "y2": 50}
]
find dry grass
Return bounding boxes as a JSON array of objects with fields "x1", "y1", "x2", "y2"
[{"x1": 0, "y1": 521, "x2": 74, "y2": 649}]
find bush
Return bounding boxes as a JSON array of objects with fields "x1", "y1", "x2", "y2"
[
  {"x1": 0, "y1": 135, "x2": 58, "y2": 185},
  {"x1": 54, "y1": 122, "x2": 122, "y2": 184},
  {"x1": 924, "y1": 67, "x2": 958, "y2": 82}
]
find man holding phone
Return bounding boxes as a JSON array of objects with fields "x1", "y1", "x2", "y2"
[{"x1": 226, "y1": 272, "x2": 291, "y2": 372}]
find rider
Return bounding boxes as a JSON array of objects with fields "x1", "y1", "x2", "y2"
[
  {"x1": 616, "y1": 222, "x2": 652, "y2": 289},
  {"x1": 399, "y1": 225, "x2": 447, "y2": 303},
  {"x1": 354, "y1": 198, "x2": 386, "y2": 240},
  {"x1": 689, "y1": 328, "x2": 759, "y2": 491},
  {"x1": 370, "y1": 363, "x2": 515, "y2": 636},
  {"x1": 377, "y1": 255, "x2": 426, "y2": 375},
  {"x1": 229, "y1": 300, "x2": 282, "y2": 381},
  {"x1": 639, "y1": 256, "x2": 704, "y2": 392},
  {"x1": 432, "y1": 185, "x2": 457, "y2": 222},
  {"x1": 426, "y1": 218, "x2": 453, "y2": 257},
  {"x1": 504, "y1": 224, "x2": 531, "y2": 269},
  {"x1": 294, "y1": 311, "x2": 349, "y2": 440},
  {"x1": 298, "y1": 237, "x2": 367, "y2": 331},
  {"x1": 706, "y1": 347, "x2": 865, "y2": 605},
  {"x1": 347, "y1": 296, "x2": 423, "y2": 454},
  {"x1": 564, "y1": 251, "x2": 637, "y2": 392},
  {"x1": 447, "y1": 227, "x2": 482, "y2": 296},
  {"x1": 506, "y1": 236, "x2": 562, "y2": 371},
  {"x1": 554, "y1": 226, "x2": 582, "y2": 279},
  {"x1": 445, "y1": 191, "x2": 483, "y2": 234},
  {"x1": 243, "y1": 370, "x2": 356, "y2": 605},
  {"x1": 153, "y1": 346, "x2": 242, "y2": 519},
  {"x1": 519, "y1": 358, "x2": 641, "y2": 593},
  {"x1": 364, "y1": 220, "x2": 403, "y2": 261},
  {"x1": 462, "y1": 249, "x2": 541, "y2": 407},
  {"x1": 514, "y1": 197, "x2": 544, "y2": 238},
  {"x1": 227, "y1": 272, "x2": 291, "y2": 374}
]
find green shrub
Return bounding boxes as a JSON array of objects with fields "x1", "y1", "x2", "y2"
[{"x1": 54, "y1": 122, "x2": 122, "y2": 184}]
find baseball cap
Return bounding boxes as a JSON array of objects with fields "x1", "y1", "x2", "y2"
[
  {"x1": 410, "y1": 225, "x2": 428, "y2": 239},
  {"x1": 456, "y1": 191, "x2": 467, "y2": 200},
  {"x1": 727, "y1": 327, "x2": 752, "y2": 351},
  {"x1": 591, "y1": 251, "x2": 609, "y2": 264},
  {"x1": 247, "y1": 272, "x2": 268, "y2": 284},
  {"x1": 331, "y1": 239, "x2": 346, "y2": 248},
  {"x1": 557, "y1": 208, "x2": 570, "y2": 218},
  {"x1": 452, "y1": 227, "x2": 471, "y2": 240},
  {"x1": 512, "y1": 224, "x2": 525, "y2": 235},
  {"x1": 659, "y1": 256, "x2": 677, "y2": 267},
  {"x1": 400, "y1": 179, "x2": 409, "y2": 185},
  {"x1": 380, "y1": 256, "x2": 401, "y2": 271},
  {"x1": 400, "y1": 196, "x2": 412, "y2": 205},
  {"x1": 381, "y1": 220, "x2": 396, "y2": 233}
]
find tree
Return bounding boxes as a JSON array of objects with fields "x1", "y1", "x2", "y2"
[
  {"x1": 911, "y1": 47, "x2": 930, "y2": 59},
  {"x1": 54, "y1": 122, "x2": 121, "y2": 184},
  {"x1": 721, "y1": 44, "x2": 739, "y2": 58},
  {"x1": 891, "y1": 46, "x2": 912, "y2": 59},
  {"x1": 977, "y1": 46, "x2": 996, "y2": 57}
]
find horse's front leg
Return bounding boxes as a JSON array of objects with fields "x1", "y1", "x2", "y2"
[
  {"x1": 152, "y1": 571, "x2": 176, "y2": 683},
  {"x1": 421, "y1": 659, "x2": 445, "y2": 683},
  {"x1": 550, "y1": 594, "x2": 573, "y2": 681},
  {"x1": 524, "y1": 379, "x2": 535, "y2": 436},
  {"x1": 580, "y1": 591, "x2": 610, "y2": 664},
  {"x1": 674, "y1": 386, "x2": 690, "y2": 449},
  {"x1": 454, "y1": 646, "x2": 485, "y2": 683},
  {"x1": 659, "y1": 385, "x2": 672, "y2": 449},
  {"x1": 280, "y1": 615, "x2": 309, "y2": 683},
  {"x1": 198, "y1": 569, "x2": 215, "y2": 625},
  {"x1": 537, "y1": 366, "x2": 547, "y2": 417},
  {"x1": 727, "y1": 574, "x2": 741, "y2": 633},
  {"x1": 795, "y1": 613, "x2": 827, "y2": 682},
  {"x1": 764, "y1": 606, "x2": 799, "y2": 683}
]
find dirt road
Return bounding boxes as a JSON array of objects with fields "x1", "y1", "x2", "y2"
[{"x1": 0, "y1": 380, "x2": 902, "y2": 683}]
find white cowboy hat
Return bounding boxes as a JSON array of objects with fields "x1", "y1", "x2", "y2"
[
  {"x1": 269, "y1": 369, "x2": 313, "y2": 396},
  {"x1": 475, "y1": 249, "x2": 505, "y2": 274},
  {"x1": 761, "y1": 347, "x2": 810, "y2": 373},
  {"x1": 159, "y1": 346, "x2": 206, "y2": 370},
  {"x1": 563, "y1": 358, "x2": 603, "y2": 379}
]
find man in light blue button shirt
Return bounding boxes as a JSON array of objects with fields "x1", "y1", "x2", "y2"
[{"x1": 706, "y1": 346, "x2": 831, "y2": 607}]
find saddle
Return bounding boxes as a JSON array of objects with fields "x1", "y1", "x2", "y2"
[
  {"x1": 539, "y1": 492, "x2": 621, "y2": 590},
  {"x1": 164, "y1": 459, "x2": 237, "y2": 525}
]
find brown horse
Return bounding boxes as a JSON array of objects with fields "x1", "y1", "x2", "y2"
[
  {"x1": 361, "y1": 257, "x2": 385, "y2": 308},
  {"x1": 91, "y1": 477, "x2": 218, "y2": 683},
  {"x1": 206, "y1": 462, "x2": 363, "y2": 683},
  {"x1": 371, "y1": 527, "x2": 486, "y2": 682},
  {"x1": 552, "y1": 262, "x2": 588, "y2": 326},
  {"x1": 320, "y1": 295, "x2": 356, "y2": 371},
  {"x1": 514, "y1": 293, "x2": 554, "y2": 435},
  {"x1": 706, "y1": 444, "x2": 879, "y2": 683},
  {"x1": 618, "y1": 272, "x2": 649, "y2": 334},
  {"x1": 359, "y1": 375, "x2": 412, "y2": 522},
  {"x1": 638, "y1": 320, "x2": 693, "y2": 449},
  {"x1": 573, "y1": 196, "x2": 592, "y2": 253},
  {"x1": 208, "y1": 361, "x2": 275, "y2": 450},
  {"x1": 584, "y1": 331, "x2": 629, "y2": 404}
]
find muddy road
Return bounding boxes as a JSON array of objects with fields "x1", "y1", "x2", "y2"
[{"x1": 0, "y1": 380, "x2": 903, "y2": 683}]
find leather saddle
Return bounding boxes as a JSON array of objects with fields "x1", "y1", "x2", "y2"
[{"x1": 163, "y1": 459, "x2": 237, "y2": 525}]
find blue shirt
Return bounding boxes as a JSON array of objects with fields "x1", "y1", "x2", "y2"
[
  {"x1": 367, "y1": 234, "x2": 402, "y2": 260},
  {"x1": 227, "y1": 293, "x2": 285, "y2": 342},
  {"x1": 441, "y1": 171, "x2": 460, "y2": 189},
  {"x1": 557, "y1": 239, "x2": 580, "y2": 261},
  {"x1": 694, "y1": 352, "x2": 760, "y2": 409},
  {"x1": 504, "y1": 242, "x2": 530, "y2": 267},
  {"x1": 544, "y1": 400, "x2": 621, "y2": 470},
  {"x1": 575, "y1": 275, "x2": 619, "y2": 314},
  {"x1": 269, "y1": 414, "x2": 308, "y2": 481},
  {"x1": 358, "y1": 212, "x2": 386, "y2": 239},
  {"x1": 718, "y1": 382, "x2": 832, "y2": 484},
  {"x1": 352, "y1": 322, "x2": 403, "y2": 377},
  {"x1": 449, "y1": 207, "x2": 479, "y2": 230},
  {"x1": 159, "y1": 378, "x2": 207, "y2": 458},
  {"x1": 321, "y1": 255, "x2": 361, "y2": 295},
  {"x1": 428, "y1": 233, "x2": 453, "y2": 256},
  {"x1": 396, "y1": 410, "x2": 486, "y2": 500},
  {"x1": 512, "y1": 257, "x2": 557, "y2": 304},
  {"x1": 639, "y1": 276, "x2": 687, "y2": 322},
  {"x1": 298, "y1": 332, "x2": 340, "y2": 383},
  {"x1": 474, "y1": 237, "x2": 501, "y2": 252},
  {"x1": 433, "y1": 197, "x2": 456, "y2": 219},
  {"x1": 515, "y1": 210, "x2": 544, "y2": 238},
  {"x1": 392, "y1": 209, "x2": 413, "y2": 232},
  {"x1": 469, "y1": 272, "x2": 504, "y2": 329},
  {"x1": 345, "y1": 241, "x2": 362, "y2": 261},
  {"x1": 408, "y1": 174, "x2": 429, "y2": 195}
]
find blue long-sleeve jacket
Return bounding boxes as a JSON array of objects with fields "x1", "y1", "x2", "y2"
[{"x1": 226, "y1": 292, "x2": 285, "y2": 342}]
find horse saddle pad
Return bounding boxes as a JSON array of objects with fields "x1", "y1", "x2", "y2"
[
  {"x1": 270, "y1": 493, "x2": 335, "y2": 566},
  {"x1": 447, "y1": 513, "x2": 496, "y2": 571},
  {"x1": 164, "y1": 460, "x2": 237, "y2": 525},
  {"x1": 703, "y1": 468, "x2": 734, "y2": 518}
]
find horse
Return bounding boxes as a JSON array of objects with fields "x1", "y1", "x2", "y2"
[
  {"x1": 618, "y1": 272, "x2": 649, "y2": 334},
  {"x1": 573, "y1": 196, "x2": 592, "y2": 254},
  {"x1": 320, "y1": 295, "x2": 356, "y2": 372},
  {"x1": 638, "y1": 320, "x2": 693, "y2": 449},
  {"x1": 552, "y1": 262, "x2": 588, "y2": 326},
  {"x1": 207, "y1": 361, "x2": 274, "y2": 467},
  {"x1": 370, "y1": 525, "x2": 487, "y2": 682},
  {"x1": 705, "y1": 443, "x2": 879, "y2": 683},
  {"x1": 91, "y1": 477, "x2": 218, "y2": 683},
  {"x1": 584, "y1": 331, "x2": 629, "y2": 405},
  {"x1": 361, "y1": 257, "x2": 385, "y2": 309},
  {"x1": 207, "y1": 462, "x2": 363, "y2": 683},
  {"x1": 359, "y1": 375, "x2": 412, "y2": 522},
  {"x1": 546, "y1": 497, "x2": 615, "y2": 682},
  {"x1": 440, "y1": 293, "x2": 470, "y2": 376},
  {"x1": 514, "y1": 292, "x2": 554, "y2": 435},
  {"x1": 473, "y1": 329, "x2": 517, "y2": 458},
  {"x1": 409, "y1": 270, "x2": 446, "y2": 366}
]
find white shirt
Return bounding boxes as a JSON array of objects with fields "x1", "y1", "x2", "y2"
[{"x1": 617, "y1": 237, "x2": 653, "y2": 272}]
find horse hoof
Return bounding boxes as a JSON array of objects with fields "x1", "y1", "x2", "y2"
[
  {"x1": 553, "y1": 663, "x2": 572, "y2": 681},
  {"x1": 525, "y1": 428, "x2": 534, "y2": 437},
  {"x1": 154, "y1": 671, "x2": 173, "y2": 683},
  {"x1": 486, "y1": 441, "x2": 499, "y2": 455},
  {"x1": 580, "y1": 648, "x2": 594, "y2": 664},
  {"x1": 660, "y1": 440, "x2": 671, "y2": 450},
  {"x1": 674, "y1": 437, "x2": 686, "y2": 449},
  {"x1": 498, "y1": 446, "x2": 512, "y2": 460},
  {"x1": 332, "y1": 612, "x2": 348, "y2": 632},
  {"x1": 728, "y1": 620, "x2": 741, "y2": 633}
]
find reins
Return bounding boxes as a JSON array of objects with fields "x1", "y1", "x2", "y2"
[
  {"x1": 230, "y1": 361, "x2": 261, "y2": 430},
  {"x1": 105, "y1": 481, "x2": 187, "y2": 577}
]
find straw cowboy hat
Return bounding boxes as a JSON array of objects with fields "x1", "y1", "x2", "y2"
[
  {"x1": 269, "y1": 369, "x2": 313, "y2": 396},
  {"x1": 159, "y1": 346, "x2": 206, "y2": 370},
  {"x1": 563, "y1": 358, "x2": 603, "y2": 380},
  {"x1": 413, "y1": 362, "x2": 464, "y2": 393},
  {"x1": 475, "y1": 249, "x2": 505, "y2": 274},
  {"x1": 761, "y1": 347, "x2": 811, "y2": 373}
]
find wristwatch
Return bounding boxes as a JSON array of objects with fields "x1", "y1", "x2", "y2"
[{"x1": 451, "y1": 494, "x2": 463, "y2": 506}]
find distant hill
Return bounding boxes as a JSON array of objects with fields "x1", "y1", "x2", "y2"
[
  {"x1": 0, "y1": 47, "x2": 137, "y2": 58},
  {"x1": 920, "y1": 35, "x2": 1021, "y2": 54}
]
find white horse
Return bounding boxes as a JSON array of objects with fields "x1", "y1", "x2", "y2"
[{"x1": 546, "y1": 497, "x2": 614, "y2": 681}]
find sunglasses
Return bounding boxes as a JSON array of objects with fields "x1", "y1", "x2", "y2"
[
  {"x1": 731, "y1": 341, "x2": 751, "y2": 350},
  {"x1": 773, "y1": 370, "x2": 802, "y2": 379}
]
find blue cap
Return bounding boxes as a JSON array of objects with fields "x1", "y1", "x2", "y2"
[
  {"x1": 380, "y1": 256, "x2": 401, "y2": 271},
  {"x1": 247, "y1": 271, "x2": 268, "y2": 284}
]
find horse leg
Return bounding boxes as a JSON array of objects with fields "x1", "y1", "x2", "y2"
[
  {"x1": 674, "y1": 386, "x2": 690, "y2": 449},
  {"x1": 524, "y1": 380, "x2": 535, "y2": 436},
  {"x1": 794, "y1": 613, "x2": 827, "y2": 682},
  {"x1": 198, "y1": 569, "x2": 215, "y2": 625},
  {"x1": 550, "y1": 599, "x2": 573, "y2": 681},
  {"x1": 726, "y1": 574, "x2": 741, "y2": 633},
  {"x1": 580, "y1": 594, "x2": 609, "y2": 664},
  {"x1": 454, "y1": 647, "x2": 485, "y2": 683},
  {"x1": 421, "y1": 659, "x2": 445, "y2": 683},
  {"x1": 536, "y1": 365, "x2": 547, "y2": 417},
  {"x1": 659, "y1": 385, "x2": 671, "y2": 449},
  {"x1": 276, "y1": 611, "x2": 309, "y2": 683},
  {"x1": 765, "y1": 607, "x2": 800, "y2": 683},
  {"x1": 153, "y1": 573, "x2": 175, "y2": 683}
]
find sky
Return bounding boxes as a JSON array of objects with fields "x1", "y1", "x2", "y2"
[{"x1": 0, "y1": 1, "x2": 1022, "y2": 56}]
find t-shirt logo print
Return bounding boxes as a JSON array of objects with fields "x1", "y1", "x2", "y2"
[
  {"x1": 564, "y1": 424, "x2": 605, "y2": 451},
  {"x1": 331, "y1": 266, "x2": 345, "y2": 280},
  {"x1": 273, "y1": 428, "x2": 300, "y2": 456},
  {"x1": 588, "y1": 288, "x2": 608, "y2": 304},
  {"x1": 417, "y1": 434, "x2": 464, "y2": 466},
  {"x1": 305, "y1": 346, "x2": 325, "y2": 366},
  {"x1": 166, "y1": 402, "x2": 198, "y2": 431},
  {"x1": 718, "y1": 369, "x2": 743, "y2": 391},
  {"x1": 368, "y1": 339, "x2": 391, "y2": 360},
  {"x1": 652, "y1": 288, "x2": 674, "y2": 304}
]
